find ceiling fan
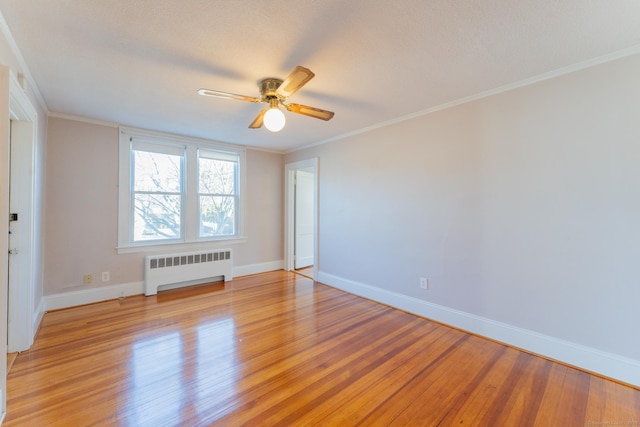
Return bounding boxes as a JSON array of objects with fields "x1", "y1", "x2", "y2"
[{"x1": 198, "y1": 66, "x2": 335, "y2": 132}]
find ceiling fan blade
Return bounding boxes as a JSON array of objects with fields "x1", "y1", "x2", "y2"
[
  {"x1": 249, "y1": 109, "x2": 267, "y2": 128},
  {"x1": 285, "y1": 103, "x2": 335, "y2": 121},
  {"x1": 276, "y1": 66, "x2": 315, "y2": 98},
  {"x1": 198, "y1": 89, "x2": 261, "y2": 103}
]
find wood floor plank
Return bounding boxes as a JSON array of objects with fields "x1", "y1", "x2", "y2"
[
  {"x1": 585, "y1": 376, "x2": 640, "y2": 425},
  {"x1": 281, "y1": 320, "x2": 447, "y2": 426},
  {"x1": 220, "y1": 312, "x2": 420, "y2": 425},
  {"x1": 530, "y1": 363, "x2": 591, "y2": 426},
  {"x1": 387, "y1": 335, "x2": 508, "y2": 426},
  {"x1": 356, "y1": 332, "x2": 472, "y2": 426},
  {"x1": 5, "y1": 271, "x2": 640, "y2": 426}
]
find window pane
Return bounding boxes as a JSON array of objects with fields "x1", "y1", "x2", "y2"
[
  {"x1": 199, "y1": 158, "x2": 235, "y2": 195},
  {"x1": 200, "y1": 196, "x2": 235, "y2": 237},
  {"x1": 134, "y1": 194, "x2": 181, "y2": 241},
  {"x1": 134, "y1": 150, "x2": 182, "y2": 192}
]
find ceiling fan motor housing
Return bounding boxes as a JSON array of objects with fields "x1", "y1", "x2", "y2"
[{"x1": 260, "y1": 78, "x2": 283, "y2": 100}]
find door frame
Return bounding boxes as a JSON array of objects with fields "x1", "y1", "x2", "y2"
[
  {"x1": 284, "y1": 158, "x2": 318, "y2": 280},
  {"x1": 7, "y1": 72, "x2": 37, "y2": 352}
]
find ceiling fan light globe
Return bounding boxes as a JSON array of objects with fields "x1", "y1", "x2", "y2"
[{"x1": 264, "y1": 107, "x2": 286, "y2": 132}]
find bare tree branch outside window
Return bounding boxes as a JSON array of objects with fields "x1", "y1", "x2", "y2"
[
  {"x1": 130, "y1": 146, "x2": 239, "y2": 243},
  {"x1": 199, "y1": 156, "x2": 237, "y2": 237},
  {"x1": 133, "y1": 150, "x2": 182, "y2": 241}
]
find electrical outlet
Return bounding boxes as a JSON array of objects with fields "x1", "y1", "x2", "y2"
[
  {"x1": 102, "y1": 271, "x2": 110, "y2": 282},
  {"x1": 419, "y1": 277, "x2": 428, "y2": 290},
  {"x1": 83, "y1": 274, "x2": 93, "y2": 284}
]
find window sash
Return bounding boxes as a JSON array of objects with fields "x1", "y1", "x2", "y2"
[
  {"x1": 133, "y1": 193, "x2": 182, "y2": 242},
  {"x1": 197, "y1": 149, "x2": 239, "y2": 238},
  {"x1": 198, "y1": 194, "x2": 237, "y2": 237},
  {"x1": 130, "y1": 145, "x2": 186, "y2": 243},
  {"x1": 198, "y1": 157, "x2": 237, "y2": 195}
]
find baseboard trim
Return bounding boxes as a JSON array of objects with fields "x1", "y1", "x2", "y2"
[
  {"x1": 318, "y1": 271, "x2": 640, "y2": 388},
  {"x1": 45, "y1": 281, "x2": 144, "y2": 311},
  {"x1": 233, "y1": 260, "x2": 284, "y2": 277},
  {"x1": 44, "y1": 260, "x2": 285, "y2": 311}
]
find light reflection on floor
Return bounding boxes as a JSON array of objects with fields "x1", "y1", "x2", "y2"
[
  {"x1": 195, "y1": 318, "x2": 239, "y2": 416},
  {"x1": 127, "y1": 317, "x2": 238, "y2": 425},
  {"x1": 129, "y1": 332, "x2": 184, "y2": 425}
]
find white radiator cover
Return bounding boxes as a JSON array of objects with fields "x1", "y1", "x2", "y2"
[{"x1": 144, "y1": 249, "x2": 233, "y2": 296}]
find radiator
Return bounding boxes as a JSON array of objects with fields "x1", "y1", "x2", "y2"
[{"x1": 144, "y1": 249, "x2": 233, "y2": 296}]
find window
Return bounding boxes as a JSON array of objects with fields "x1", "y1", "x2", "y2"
[
  {"x1": 118, "y1": 128, "x2": 246, "y2": 253},
  {"x1": 132, "y1": 143, "x2": 183, "y2": 242},
  {"x1": 198, "y1": 150, "x2": 238, "y2": 238}
]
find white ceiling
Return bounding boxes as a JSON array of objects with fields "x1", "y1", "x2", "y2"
[{"x1": 1, "y1": 1, "x2": 640, "y2": 152}]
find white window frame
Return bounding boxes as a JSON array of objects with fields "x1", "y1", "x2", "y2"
[{"x1": 117, "y1": 127, "x2": 247, "y2": 254}]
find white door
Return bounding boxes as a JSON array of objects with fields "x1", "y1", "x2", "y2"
[
  {"x1": 8, "y1": 121, "x2": 18, "y2": 344},
  {"x1": 7, "y1": 74, "x2": 37, "y2": 353},
  {"x1": 294, "y1": 170, "x2": 314, "y2": 269},
  {"x1": 8, "y1": 120, "x2": 28, "y2": 351}
]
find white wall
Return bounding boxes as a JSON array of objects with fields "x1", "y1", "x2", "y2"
[
  {"x1": 286, "y1": 53, "x2": 640, "y2": 386},
  {"x1": 44, "y1": 117, "x2": 284, "y2": 299}
]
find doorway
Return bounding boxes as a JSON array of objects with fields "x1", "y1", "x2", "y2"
[{"x1": 285, "y1": 158, "x2": 318, "y2": 280}]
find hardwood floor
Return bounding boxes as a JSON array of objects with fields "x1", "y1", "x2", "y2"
[
  {"x1": 5, "y1": 271, "x2": 640, "y2": 426},
  {"x1": 6, "y1": 352, "x2": 17, "y2": 374},
  {"x1": 294, "y1": 265, "x2": 314, "y2": 279}
]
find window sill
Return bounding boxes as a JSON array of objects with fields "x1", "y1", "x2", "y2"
[{"x1": 116, "y1": 237, "x2": 248, "y2": 255}]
